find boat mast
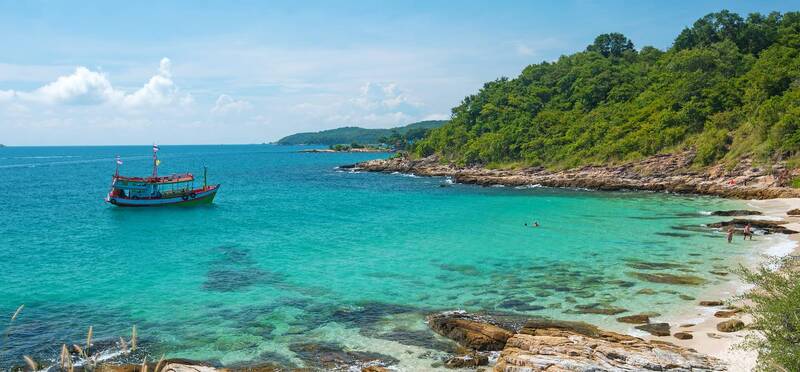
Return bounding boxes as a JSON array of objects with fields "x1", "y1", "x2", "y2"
[
  {"x1": 204, "y1": 166, "x2": 208, "y2": 189},
  {"x1": 152, "y1": 143, "x2": 159, "y2": 178}
]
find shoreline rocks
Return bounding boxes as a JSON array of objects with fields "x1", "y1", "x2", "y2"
[
  {"x1": 426, "y1": 311, "x2": 514, "y2": 351},
  {"x1": 346, "y1": 152, "x2": 800, "y2": 200},
  {"x1": 635, "y1": 322, "x2": 672, "y2": 337},
  {"x1": 493, "y1": 316, "x2": 724, "y2": 371}
]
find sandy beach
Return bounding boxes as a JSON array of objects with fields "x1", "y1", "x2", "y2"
[{"x1": 649, "y1": 198, "x2": 800, "y2": 371}]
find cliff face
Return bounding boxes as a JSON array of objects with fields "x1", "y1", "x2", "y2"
[{"x1": 350, "y1": 151, "x2": 800, "y2": 199}]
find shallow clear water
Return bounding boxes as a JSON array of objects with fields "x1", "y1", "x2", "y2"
[{"x1": 0, "y1": 145, "x2": 747, "y2": 369}]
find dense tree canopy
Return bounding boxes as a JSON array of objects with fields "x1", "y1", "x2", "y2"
[{"x1": 414, "y1": 11, "x2": 800, "y2": 170}]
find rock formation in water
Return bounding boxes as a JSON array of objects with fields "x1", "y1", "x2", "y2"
[{"x1": 425, "y1": 311, "x2": 725, "y2": 371}]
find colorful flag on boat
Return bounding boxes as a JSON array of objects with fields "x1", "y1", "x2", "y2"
[
  {"x1": 153, "y1": 144, "x2": 159, "y2": 152},
  {"x1": 116, "y1": 156, "x2": 123, "y2": 165}
]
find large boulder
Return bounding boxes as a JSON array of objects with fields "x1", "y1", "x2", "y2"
[
  {"x1": 616, "y1": 314, "x2": 651, "y2": 324},
  {"x1": 427, "y1": 311, "x2": 514, "y2": 351},
  {"x1": 635, "y1": 322, "x2": 671, "y2": 337},
  {"x1": 716, "y1": 319, "x2": 745, "y2": 333},
  {"x1": 787, "y1": 209, "x2": 800, "y2": 216},
  {"x1": 494, "y1": 321, "x2": 724, "y2": 371}
]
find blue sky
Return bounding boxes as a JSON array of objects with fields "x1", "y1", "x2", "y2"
[{"x1": 0, "y1": 0, "x2": 796, "y2": 145}]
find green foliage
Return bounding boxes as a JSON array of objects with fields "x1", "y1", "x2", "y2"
[
  {"x1": 413, "y1": 10, "x2": 800, "y2": 170},
  {"x1": 738, "y1": 262, "x2": 800, "y2": 371},
  {"x1": 586, "y1": 33, "x2": 635, "y2": 57},
  {"x1": 277, "y1": 120, "x2": 446, "y2": 145}
]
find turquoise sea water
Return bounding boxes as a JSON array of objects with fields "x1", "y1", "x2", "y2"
[{"x1": 0, "y1": 145, "x2": 748, "y2": 369}]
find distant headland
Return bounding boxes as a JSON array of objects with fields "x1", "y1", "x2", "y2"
[{"x1": 275, "y1": 120, "x2": 446, "y2": 146}]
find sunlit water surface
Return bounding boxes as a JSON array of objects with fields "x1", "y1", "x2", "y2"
[{"x1": 0, "y1": 145, "x2": 752, "y2": 369}]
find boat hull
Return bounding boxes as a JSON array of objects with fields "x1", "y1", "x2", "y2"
[{"x1": 108, "y1": 185, "x2": 220, "y2": 207}]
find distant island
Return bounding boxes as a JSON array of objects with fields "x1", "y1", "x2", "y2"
[{"x1": 276, "y1": 120, "x2": 447, "y2": 146}]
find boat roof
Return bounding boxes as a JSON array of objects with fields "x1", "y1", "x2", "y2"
[{"x1": 114, "y1": 173, "x2": 194, "y2": 184}]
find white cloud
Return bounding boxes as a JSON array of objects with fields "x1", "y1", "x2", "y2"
[
  {"x1": 212, "y1": 94, "x2": 251, "y2": 114},
  {"x1": 24, "y1": 67, "x2": 121, "y2": 105},
  {"x1": 351, "y1": 82, "x2": 420, "y2": 111},
  {"x1": 288, "y1": 81, "x2": 427, "y2": 128},
  {"x1": 0, "y1": 58, "x2": 191, "y2": 109}
]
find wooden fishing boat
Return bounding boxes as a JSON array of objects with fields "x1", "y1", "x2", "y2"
[{"x1": 106, "y1": 145, "x2": 220, "y2": 207}]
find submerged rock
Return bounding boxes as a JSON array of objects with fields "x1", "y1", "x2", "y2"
[
  {"x1": 788, "y1": 208, "x2": 800, "y2": 216},
  {"x1": 426, "y1": 311, "x2": 514, "y2": 351},
  {"x1": 628, "y1": 272, "x2": 707, "y2": 285},
  {"x1": 288, "y1": 342, "x2": 398, "y2": 370},
  {"x1": 635, "y1": 322, "x2": 671, "y2": 336},
  {"x1": 444, "y1": 352, "x2": 489, "y2": 368},
  {"x1": 616, "y1": 314, "x2": 651, "y2": 324},
  {"x1": 567, "y1": 303, "x2": 628, "y2": 315},
  {"x1": 625, "y1": 260, "x2": 685, "y2": 270},
  {"x1": 674, "y1": 332, "x2": 694, "y2": 340},
  {"x1": 699, "y1": 300, "x2": 724, "y2": 307}
]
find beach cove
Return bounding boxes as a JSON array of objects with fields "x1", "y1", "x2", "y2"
[{"x1": 1, "y1": 144, "x2": 797, "y2": 370}]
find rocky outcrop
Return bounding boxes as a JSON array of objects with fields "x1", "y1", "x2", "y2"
[
  {"x1": 494, "y1": 318, "x2": 724, "y2": 371},
  {"x1": 706, "y1": 219, "x2": 798, "y2": 234},
  {"x1": 426, "y1": 311, "x2": 514, "y2": 351},
  {"x1": 347, "y1": 152, "x2": 800, "y2": 199},
  {"x1": 787, "y1": 208, "x2": 800, "y2": 216},
  {"x1": 711, "y1": 209, "x2": 763, "y2": 216}
]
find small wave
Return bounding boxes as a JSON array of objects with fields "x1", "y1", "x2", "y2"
[
  {"x1": 514, "y1": 184, "x2": 542, "y2": 189},
  {"x1": 391, "y1": 172, "x2": 419, "y2": 178},
  {"x1": 444, "y1": 177, "x2": 454, "y2": 184},
  {"x1": 698, "y1": 211, "x2": 713, "y2": 216},
  {"x1": 763, "y1": 236, "x2": 797, "y2": 258},
  {"x1": 490, "y1": 184, "x2": 505, "y2": 188}
]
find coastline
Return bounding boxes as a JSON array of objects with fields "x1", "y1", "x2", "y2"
[
  {"x1": 346, "y1": 155, "x2": 800, "y2": 371},
  {"x1": 347, "y1": 152, "x2": 800, "y2": 199},
  {"x1": 660, "y1": 198, "x2": 800, "y2": 371}
]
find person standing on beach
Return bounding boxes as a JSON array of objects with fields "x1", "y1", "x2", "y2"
[
  {"x1": 743, "y1": 223, "x2": 753, "y2": 240},
  {"x1": 727, "y1": 227, "x2": 735, "y2": 243}
]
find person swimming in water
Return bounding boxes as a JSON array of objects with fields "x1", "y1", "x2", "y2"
[
  {"x1": 524, "y1": 221, "x2": 540, "y2": 227},
  {"x1": 727, "y1": 227, "x2": 735, "y2": 243}
]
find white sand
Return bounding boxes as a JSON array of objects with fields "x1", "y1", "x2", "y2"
[{"x1": 644, "y1": 198, "x2": 800, "y2": 371}]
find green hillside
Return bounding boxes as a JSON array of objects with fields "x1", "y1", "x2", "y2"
[
  {"x1": 276, "y1": 120, "x2": 446, "y2": 145},
  {"x1": 414, "y1": 11, "x2": 800, "y2": 169}
]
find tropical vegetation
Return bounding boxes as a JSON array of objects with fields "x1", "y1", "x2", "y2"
[{"x1": 413, "y1": 11, "x2": 800, "y2": 171}]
